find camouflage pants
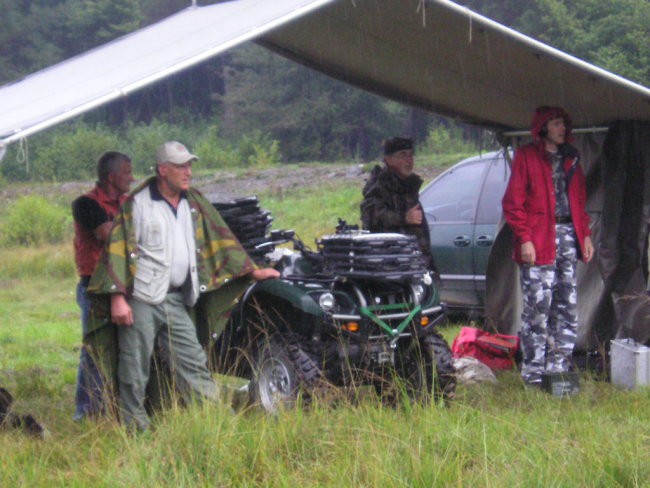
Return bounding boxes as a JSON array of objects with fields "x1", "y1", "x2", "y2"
[{"x1": 519, "y1": 224, "x2": 578, "y2": 384}]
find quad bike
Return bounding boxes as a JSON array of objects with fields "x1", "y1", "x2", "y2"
[{"x1": 211, "y1": 198, "x2": 456, "y2": 413}]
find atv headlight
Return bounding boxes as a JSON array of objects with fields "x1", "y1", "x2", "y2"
[
  {"x1": 413, "y1": 284, "x2": 425, "y2": 303},
  {"x1": 318, "y1": 292, "x2": 335, "y2": 311},
  {"x1": 423, "y1": 272, "x2": 433, "y2": 285}
]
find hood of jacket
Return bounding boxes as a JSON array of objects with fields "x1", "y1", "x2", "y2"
[{"x1": 530, "y1": 105, "x2": 574, "y2": 147}]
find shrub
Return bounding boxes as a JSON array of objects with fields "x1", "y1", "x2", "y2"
[
  {"x1": 122, "y1": 119, "x2": 199, "y2": 175},
  {"x1": 1, "y1": 195, "x2": 70, "y2": 246},
  {"x1": 420, "y1": 124, "x2": 479, "y2": 155},
  {"x1": 195, "y1": 128, "x2": 282, "y2": 168},
  {"x1": 30, "y1": 124, "x2": 122, "y2": 181},
  {"x1": 194, "y1": 125, "x2": 240, "y2": 169},
  {"x1": 237, "y1": 131, "x2": 281, "y2": 167}
]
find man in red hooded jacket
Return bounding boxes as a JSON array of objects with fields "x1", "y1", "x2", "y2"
[{"x1": 502, "y1": 106, "x2": 594, "y2": 386}]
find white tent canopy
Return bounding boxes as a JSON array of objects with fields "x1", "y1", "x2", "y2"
[
  {"x1": 1, "y1": 0, "x2": 649, "y2": 151},
  {"x1": 0, "y1": 0, "x2": 335, "y2": 147},
  {"x1": 262, "y1": 0, "x2": 650, "y2": 130}
]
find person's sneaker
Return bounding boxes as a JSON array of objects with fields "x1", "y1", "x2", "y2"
[
  {"x1": 524, "y1": 380, "x2": 542, "y2": 390},
  {"x1": 21, "y1": 414, "x2": 50, "y2": 440},
  {"x1": 4, "y1": 412, "x2": 49, "y2": 440},
  {"x1": 541, "y1": 372, "x2": 580, "y2": 397}
]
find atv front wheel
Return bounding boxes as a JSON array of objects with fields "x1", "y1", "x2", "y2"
[
  {"x1": 249, "y1": 333, "x2": 322, "y2": 413},
  {"x1": 391, "y1": 331, "x2": 456, "y2": 404},
  {"x1": 422, "y1": 331, "x2": 456, "y2": 402},
  {"x1": 391, "y1": 339, "x2": 432, "y2": 404}
]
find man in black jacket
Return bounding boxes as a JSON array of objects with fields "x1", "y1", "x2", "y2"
[{"x1": 360, "y1": 137, "x2": 435, "y2": 270}]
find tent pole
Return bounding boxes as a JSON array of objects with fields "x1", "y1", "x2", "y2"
[{"x1": 501, "y1": 127, "x2": 609, "y2": 138}]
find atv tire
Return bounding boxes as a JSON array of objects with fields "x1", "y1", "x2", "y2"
[
  {"x1": 391, "y1": 340, "x2": 433, "y2": 405},
  {"x1": 386, "y1": 331, "x2": 456, "y2": 405},
  {"x1": 421, "y1": 330, "x2": 456, "y2": 402},
  {"x1": 249, "y1": 333, "x2": 322, "y2": 413}
]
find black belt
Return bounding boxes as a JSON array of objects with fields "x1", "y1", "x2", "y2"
[
  {"x1": 79, "y1": 276, "x2": 91, "y2": 287},
  {"x1": 555, "y1": 216, "x2": 572, "y2": 224},
  {"x1": 168, "y1": 286, "x2": 183, "y2": 293}
]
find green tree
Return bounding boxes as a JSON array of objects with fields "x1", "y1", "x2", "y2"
[
  {"x1": 218, "y1": 45, "x2": 411, "y2": 162},
  {"x1": 465, "y1": 0, "x2": 650, "y2": 86},
  {"x1": 58, "y1": 0, "x2": 142, "y2": 56},
  {"x1": 570, "y1": 0, "x2": 650, "y2": 84},
  {"x1": 0, "y1": 0, "x2": 67, "y2": 83}
]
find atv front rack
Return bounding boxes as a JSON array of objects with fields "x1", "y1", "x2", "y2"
[{"x1": 318, "y1": 232, "x2": 428, "y2": 281}]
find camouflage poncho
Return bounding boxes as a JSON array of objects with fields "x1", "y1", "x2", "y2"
[
  {"x1": 85, "y1": 177, "x2": 257, "y2": 392},
  {"x1": 360, "y1": 164, "x2": 435, "y2": 270},
  {"x1": 88, "y1": 176, "x2": 256, "y2": 302}
]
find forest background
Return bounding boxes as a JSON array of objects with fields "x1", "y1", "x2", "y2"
[{"x1": 1, "y1": 0, "x2": 649, "y2": 183}]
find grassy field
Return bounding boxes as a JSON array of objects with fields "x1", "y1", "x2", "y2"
[{"x1": 1, "y1": 166, "x2": 649, "y2": 487}]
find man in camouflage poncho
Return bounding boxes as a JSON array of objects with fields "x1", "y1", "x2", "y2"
[
  {"x1": 88, "y1": 141, "x2": 279, "y2": 431},
  {"x1": 360, "y1": 137, "x2": 435, "y2": 271}
]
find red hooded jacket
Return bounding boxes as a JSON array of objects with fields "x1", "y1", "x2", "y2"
[{"x1": 502, "y1": 106, "x2": 591, "y2": 265}]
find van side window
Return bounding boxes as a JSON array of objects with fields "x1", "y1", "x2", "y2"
[{"x1": 421, "y1": 162, "x2": 484, "y2": 223}]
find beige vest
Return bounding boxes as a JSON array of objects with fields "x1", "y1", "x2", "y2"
[{"x1": 131, "y1": 187, "x2": 199, "y2": 306}]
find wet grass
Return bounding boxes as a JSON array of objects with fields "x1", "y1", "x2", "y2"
[
  {"x1": 2, "y1": 343, "x2": 649, "y2": 486},
  {"x1": 1, "y1": 243, "x2": 649, "y2": 487},
  {"x1": 1, "y1": 169, "x2": 649, "y2": 486}
]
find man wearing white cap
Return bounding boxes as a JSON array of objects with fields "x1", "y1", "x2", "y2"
[{"x1": 89, "y1": 141, "x2": 279, "y2": 431}]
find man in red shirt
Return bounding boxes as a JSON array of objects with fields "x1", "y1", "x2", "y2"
[
  {"x1": 502, "y1": 106, "x2": 594, "y2": 387},
  {"x1": 72, "y1": 151, "x2": 133, "y2": 420}
]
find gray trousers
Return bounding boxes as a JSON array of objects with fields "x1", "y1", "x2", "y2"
[
  {"x1": 117, "y1": 292, "x2": 218, "y2": 431},
  {"x1": 519, "y1": 224, "x2": 578, "y2": 384}
]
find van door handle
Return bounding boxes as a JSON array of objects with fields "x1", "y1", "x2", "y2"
[
  {"x1": 453, "y1": 235, "x2": 471, "y2": 247},
  {"x1": 476, "y1": 235, "x2": 494, "y2": 247}
]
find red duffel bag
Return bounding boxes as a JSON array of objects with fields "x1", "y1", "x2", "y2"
[{"x1": 451, "y1": 326, "x2": 520, "y2": 370}]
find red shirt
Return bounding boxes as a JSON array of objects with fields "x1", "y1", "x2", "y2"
[
  {"x1": 502, "y1": 144, "x2": 591, "y2": 265},
  {"x1": 73, "y1": 185, "x2": 126, "y2": 277}
]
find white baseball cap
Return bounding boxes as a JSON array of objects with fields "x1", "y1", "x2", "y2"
[{"x1": 156, "y1": 141, "x2": 198, "y2": 165}]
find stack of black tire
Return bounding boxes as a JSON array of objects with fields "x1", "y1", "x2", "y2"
[
  {"x1": 318, "y1": 232, "x2": 427, "y2": 280},
  {"x1": 212, "y1": 196, "x2": 275, "y2": 265}
]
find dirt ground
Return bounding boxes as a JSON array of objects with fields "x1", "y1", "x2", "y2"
[
  {"x1": 1, "y1": 162, "x2": 445, "y2": 205},
  {"x1": 196, "y1": 163, "x2": 445, "y2": 202}
]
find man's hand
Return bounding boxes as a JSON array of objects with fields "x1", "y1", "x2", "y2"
[
  {"x1": 405, "y1": 204, "x2": 423, "y2": 225},
  {"x1": 521, "y1": 241, "x2": 536, "y2": 265},
  {"x1": 583, "y1": 236, "x2": 594, "y2": 263},
  {"x1": 251, "y1": 268, "x2": 280, "y2": 281},
  {"x1": 111, "y1": 293, "x2": 133, "y2": 326}
]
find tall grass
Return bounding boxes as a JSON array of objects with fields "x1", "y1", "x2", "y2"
[
  {"x1": 1, "y1": 370, "x2": 648, "y2": 486},
  {"x1": 0, "y1": 243, "x2": 75, "y2": 279}
]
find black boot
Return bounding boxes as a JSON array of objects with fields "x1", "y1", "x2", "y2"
[{"x1": 0, "y1": 387, "x2": 49, "y2": 439}]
